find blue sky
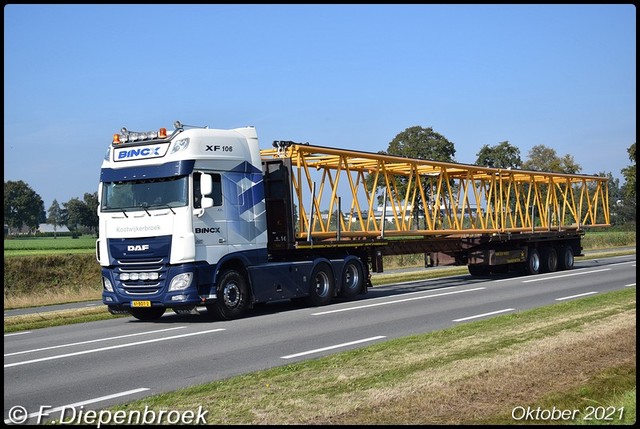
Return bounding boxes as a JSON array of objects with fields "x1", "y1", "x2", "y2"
[{"x1": 4, "y1": 4, "x2": 636, "y2": 209}]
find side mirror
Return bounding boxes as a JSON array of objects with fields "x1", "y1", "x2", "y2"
[
  {"x1": 194, "y1": 174, "x2": 214, "y2": 217},
  {"x1": 200, "y1": 174, "x2": 213, "y2": 196},
  {"x1": 201, "y1": 196, "x2": 214, "y2": 209}
]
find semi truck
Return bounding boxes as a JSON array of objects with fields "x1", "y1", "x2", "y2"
[{"x1": 96, "y1": 121, "x2": 610, "y2": 321}]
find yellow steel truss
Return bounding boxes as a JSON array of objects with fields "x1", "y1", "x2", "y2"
[{"x1": 261, "y1": 144, "x2": 610, "y2": 240}]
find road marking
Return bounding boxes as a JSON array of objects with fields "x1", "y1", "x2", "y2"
[
  {"x1": 4, "y1": 331, "x2": 32, "y2": 337},
  {"x1": 522, "y1": 268, "x2": 611, "y2": 283},
  {"x1": 4, "y1": 388, "x2": 150, "y2": 424},
  {"x1": 4, "y1": 328, "x2": 225, "y2": 368},
  {"x1": 555, "y1": 292, "x2": 598, "y2": 301},
  {"x1": 4, "y1": 326, "x2": 187, "y2": 357},
  {"x1": 453, "y1": 308, "x2": 515, "y2": 322},
  {"x1": 625, "y1": 283, "x2": 636, "y2": 287},
  {"x1": 281, "y1": 336, "x2": 386, "y2": 359},
  {"x1": 312, "y1": 287, "x2": 486, "y2": 315}
]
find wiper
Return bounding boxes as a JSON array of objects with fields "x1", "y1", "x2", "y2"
[
  {"x1": 150, "y1": 203, "x2": 176, "y2": 214},
  {"x1": 120, "y1": 208, "x2": 128, "y2": 218},
  {"x1": 139, "y1": 204, "x2": 151, "y2": 216}
]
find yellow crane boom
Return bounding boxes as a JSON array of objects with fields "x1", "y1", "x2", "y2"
[{"x1": 261, "y1": 143, "x2": 610, "y2": 242}]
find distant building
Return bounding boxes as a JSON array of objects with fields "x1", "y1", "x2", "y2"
[{"x1": 38, "y1": 223, "x2": 70, "y2": 233}]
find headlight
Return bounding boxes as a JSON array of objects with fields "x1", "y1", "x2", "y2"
[
  {"x1": 103, "y1": 277, "x2": 114, "y2": 292},
  {"x1": 168, "y1": 272, "x2": 193, "y2": 291}
]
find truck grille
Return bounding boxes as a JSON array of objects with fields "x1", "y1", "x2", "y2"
[{"x1": 116, "y1": 257, "x2": 167, "y2": 295}]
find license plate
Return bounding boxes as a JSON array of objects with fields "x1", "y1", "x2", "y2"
[{"x1": 131, "y1": 300, "x2": 151, "y2": 307}]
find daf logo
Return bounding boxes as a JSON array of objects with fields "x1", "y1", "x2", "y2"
[{"x1": 127, "y1": 245, "x2": 150, "y2": 251}]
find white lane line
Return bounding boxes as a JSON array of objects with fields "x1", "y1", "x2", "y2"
[
  {"x1": 4, "y1": 328, "x2": 225, "y2": 368},
  {"x1": 555, "y1": 292, "x2": 598, "y2": 301},
  {"x1": 312, "y1": 287, "x2": 486, "y2": 316},
  {"x1": 522, "y1": 268, "x2": 611, "y2": 283},
  {"x1": 453, "y1": 308, "x2": 515, "y2": 322},
  {"x1": 4, "y1": 388, "x2": 150, "y2": 424},
  {"x1": 4, "y1": 331, "x2": 32, "y2": 337},
  {"x1": 625, "y1": 283, "x2": 636, "y2": 287},
  {"x1": 281, "y1": 336, "x2": 386, "y2": 359},
  {"x1": 4, "y1": 326, "x2": 187, "y2": 357}
]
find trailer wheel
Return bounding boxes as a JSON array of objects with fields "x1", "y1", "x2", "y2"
[
  {"x1": 557, "y1": 246, "x2": 574, "y2": 270},
  {"x1": 524, "y1": 248, "x2": 541, "y2": 275},
  {"x1": 207, "y1": 269, "x2": 249, "y2": 320},
  {"x1": 339, "y1": 258, "x2": 364, "y2": 298},
  {"x1": 129, "y1": 307, "x2": 166, "y2": 321},
  {"x1": 306, "y1": 263, "x2": 335, "y2": 306},
  {"x1": 540, "y1": 246, "x2": 558, "y2": 273}
]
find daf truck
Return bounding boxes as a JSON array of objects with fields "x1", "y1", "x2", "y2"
[{"x1": 96, "y1": 121, "x2": 610, "y2": 321}]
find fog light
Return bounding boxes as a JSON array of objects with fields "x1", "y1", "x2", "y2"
[{"x1": 171, "y1": 294, "x2": 187, "y2": 301}]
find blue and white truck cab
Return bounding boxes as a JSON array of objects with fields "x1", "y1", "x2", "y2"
[{"x1": 97, "y1": 121, "x2": 271, "y2": 320}]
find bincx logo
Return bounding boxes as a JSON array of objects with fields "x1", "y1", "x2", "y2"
[
  {"x1": 117, "y1": 147, "x2": 162, "y2": 160},
  {"x1": 127, "y1": 244, "x2": 150, "y2": 251},
  {"x1": 195, "y1": 227, "x2": 221, "y2": 234}
]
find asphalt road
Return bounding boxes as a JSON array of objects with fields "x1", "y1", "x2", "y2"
[{"x1": 4, "y1": 253, "x2": 636, "y2": 425}]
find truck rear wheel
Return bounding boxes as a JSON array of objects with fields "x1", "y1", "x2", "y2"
[
  {"x1": 129, "y1": 307, "x2": 166, "y2": 321},
  {"x1": 338, "y1": 258, "x2": 364, "y2": 298},
  {"x1": 524, "y1": 248, "x2": 541, "y2": 275},
  {"x1": 540, "y1": 246, "x2": 558, "y2": 273},
  {"x1": 557, "y1": 246, "x2": 574, "y2": 270},
  {"x1": 207, "y1": 269, "x2": 249, "y2": 320},
  {"x1": 305, "y1": 262, "x2": 335, "y2": 306}
]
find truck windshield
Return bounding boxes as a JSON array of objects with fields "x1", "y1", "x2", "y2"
[{"x1": 101, "y1": 176, "x2": 188, "y2": 212}]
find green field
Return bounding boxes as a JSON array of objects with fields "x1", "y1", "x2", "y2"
[{"x1": 4, "y1": 235, "x2": 96, "y2": 255}]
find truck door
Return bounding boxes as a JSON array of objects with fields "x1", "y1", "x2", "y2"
[{"x1": 193, "y1": 171, "x2": 229, "y2": 264}]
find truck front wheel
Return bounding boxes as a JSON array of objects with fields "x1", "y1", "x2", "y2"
[{"x1": 207, "y1": 269, "x2": 249, "y2": 320}]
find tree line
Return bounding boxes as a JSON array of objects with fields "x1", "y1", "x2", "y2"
[
  {"x1": 4, "y1": 126, "x2": 636, "y2": 235},
  {"x1": 4, "y1": 183, "x2": 98, "y2": 236}
]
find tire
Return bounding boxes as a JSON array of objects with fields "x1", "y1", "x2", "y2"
[
  {"x1": 468, "y1": 264, "x2": 490, "y2": 276},
  {"x1": 338, "y1": 258, "x2": 364, "y2": 298},
  {"x1": 540, "y1": 246, "x2": 558, "y2": 273},
  {"x1": 305, "y1": 263, "x2": 335, "y2": 306},
  {"x1": 129, "y1": 307, "x2": 166, "y2": 321},
  {"x1": 557, "y1": 246, "x2": 574, "y2": 270},
  {"x1": 524, "y1": 248, "x2": 541, "y2": 275},
  {"x1": 207, "y1": 269, "x2": 250, "y2": 320}
]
